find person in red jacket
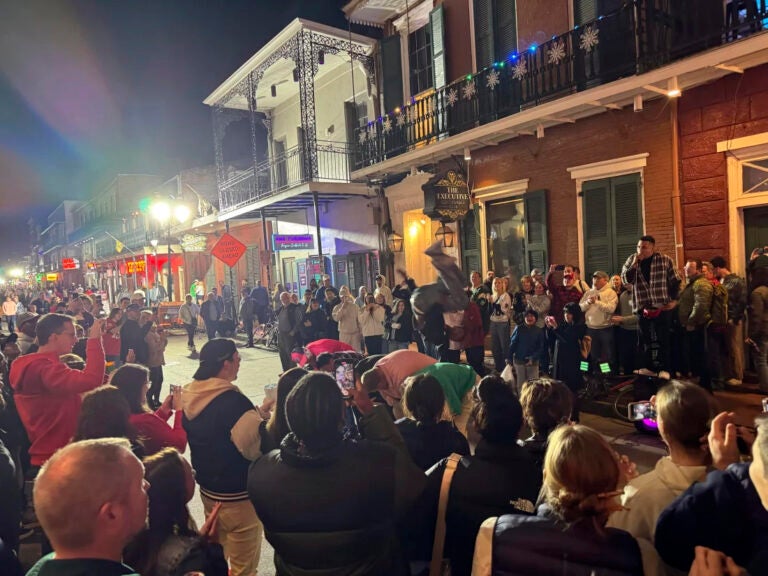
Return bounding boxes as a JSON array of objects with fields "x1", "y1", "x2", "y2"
[
  {"x1": 111, "y1": 363, "x2": 187, "y2": 456},
  {"x1": 9, "y1": 313, "x2": 105, "y2": 467}
]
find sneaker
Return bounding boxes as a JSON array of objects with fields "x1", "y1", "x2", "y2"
[
  {"x1": 658, "y1": 370, "x2": 671, "y2": 380},
  {"x1": 725, "y1": 378, "x2": 742, "y2": 386}
]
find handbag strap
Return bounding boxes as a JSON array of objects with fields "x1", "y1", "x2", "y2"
[{"x1": 430, "y1": 453, "x2": 463, "y2": 576}]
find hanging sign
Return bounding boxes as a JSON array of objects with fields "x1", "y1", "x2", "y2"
[
  {"x1": 126, "y1": 260, "x2": 146, "y2": 274},
  {"x1": 272, "y1": 234, "x2": 315, "y2": 251},
  {"x1": 181, "y1": 233, "x2": 207, "y2": 252},
  {"x1": 422, "y1": 170, "x2": 470, "y2": 221},
  {"x1": 211, "y1": 233, "x2": 247, "y2": 267},
  {"x1": 46, "y1": 273, "x2": 59, "y2": 281},
  {"x1": 61, "y1": 258, "x2": 80, "y2": 270}
]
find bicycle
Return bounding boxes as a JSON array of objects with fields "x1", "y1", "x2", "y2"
[{"x1": 252, "y1": 317, "x2": 279, "y2": 351}]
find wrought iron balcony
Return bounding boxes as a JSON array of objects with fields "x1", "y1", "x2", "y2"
[
  {"x1": 353, "y1": 0, "x2": 767, "y2": 170},
  {"x1": 218, "y1": 140, "x2": 353, "y2": 214}
]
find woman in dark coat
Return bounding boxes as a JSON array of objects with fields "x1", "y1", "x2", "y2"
[{"x1": 472, "y1": 425, "x2": 642, "y2": 576}]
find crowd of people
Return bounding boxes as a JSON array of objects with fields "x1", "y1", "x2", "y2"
[{"x1": 0, "y1": 236, "x2": 767, "y2": 576}]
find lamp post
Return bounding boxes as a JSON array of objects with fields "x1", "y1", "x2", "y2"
[
  {"x1": 150, "y1": 239, "x2": 159, "y2": 288},
  {"x1": 150, "y1": 201, "x2": 190, "y2": 301}
]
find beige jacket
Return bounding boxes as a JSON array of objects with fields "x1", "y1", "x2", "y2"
[{"x1": 607, "y1": 456, "x2": 709, "y2": 576}]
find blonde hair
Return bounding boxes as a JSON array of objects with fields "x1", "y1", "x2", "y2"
[
  {"x1": 492, "y1": 277, "x2": 505, "y2": 298},
  {"x1": 543, "y1": 425, "x2": 621, "y2": 524}
]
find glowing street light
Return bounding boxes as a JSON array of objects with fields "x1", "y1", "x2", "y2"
[
  {"x1": 149, "y1": 199, "x2": 191, "y2": 301},
  {"x1": 9, "y1": 268, "x2": 23, "y2": 278}
]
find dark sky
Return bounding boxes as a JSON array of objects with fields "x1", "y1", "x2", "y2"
[{"x1": 0, "y1": 0, "x2": 348, "y2": 262}]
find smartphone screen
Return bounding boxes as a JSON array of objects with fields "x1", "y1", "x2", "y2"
[
  {"x1": 335, "y1": 363, "x2": 355, "y2": 393},
  {"x1": 627, "y1": 401, "x2": 656, "y2": 421}
]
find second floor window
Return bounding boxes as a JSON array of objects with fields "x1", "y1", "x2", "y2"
[
  {"x1": 474, "y1": 0, "x2": 517, "y2": 69},
  {"x1": 409, "y1": 25, "x2": 433, "y2": 96}
]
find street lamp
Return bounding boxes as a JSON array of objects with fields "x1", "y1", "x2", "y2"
[
  {"x1": 150, "y1": 201, "x2": 190, "y2": 301},
  {"x1": 434, "y1": 223, "x2": 455, "y2": 248}
]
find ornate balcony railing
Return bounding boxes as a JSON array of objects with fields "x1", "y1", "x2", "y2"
[
  {"x1": 353, "y1": 0, "x2": 767, "y2": 170},
  {"x1": 218, "y1": 140, "x2": 353, "y2": 214}
]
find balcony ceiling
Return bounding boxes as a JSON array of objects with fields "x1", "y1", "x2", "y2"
[
  {"x1": 343, "y1": 0, "x2": 419, "y2": 28},
  {"x1": 204, "y1": 18, "x2": 375, "y2": 111},
  {"x1": 351, "y1": 32, "x2": 768, "y2": 180}
]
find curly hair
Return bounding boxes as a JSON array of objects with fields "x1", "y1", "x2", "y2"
[
  {"x1": 519, "y1": 378, "x2": 573, "y2": 436},
  {"x1": 469, "y1": 375, "x2": 522, "y2": 445}
]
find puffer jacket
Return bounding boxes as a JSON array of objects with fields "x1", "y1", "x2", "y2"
[
  {"x1": 472, "y1": 510, "x2": 643, "y2": 576},
  {"x1": 247, "y1": 405, "x2": 426, "y2": 576},
  {"x1": 677, "y1": 274, "x2": 713, "y2": 328}
]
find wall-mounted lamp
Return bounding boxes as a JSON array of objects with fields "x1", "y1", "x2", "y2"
[
  {"x1": 435, "y1": 223, "x2": 455, "y2": 248},
  {"x1": 633, "y1": 94, "x2": 643, "y2": 112},
  {"x1": 271, "y1": 84, "x2": 277, "y2": 98},
  {"x1": 536, "y1": 124, "x2": 545, "y2": 139},
  {"x1": 464, "y1": 147, "x2": 471, "y2": 161},
  {"x1": 387, "y1": 231, "x2": 403, "y2": 252}
]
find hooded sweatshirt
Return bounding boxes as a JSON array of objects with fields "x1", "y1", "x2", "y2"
[
  {"x1": 9, "y1": 338, "x2": 105, "y2": 465},
  {"x1": 182, "y1": 377, "x2": 264, "y2": 501}
]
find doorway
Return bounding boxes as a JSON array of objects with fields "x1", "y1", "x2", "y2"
[
  {"x1": 744, "y1": 205, "x2": 768, "y2": 258},
  {"x1": 403, "y1": 209, "x2": 437, "y2": 286},
  {"x1": 282, "y1": 257, "x2": 296, "y2": 293}
]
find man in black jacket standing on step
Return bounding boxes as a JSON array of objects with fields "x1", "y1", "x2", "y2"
[{"x1": 276, "y1": 292, "x2": 302, "y2": 371}]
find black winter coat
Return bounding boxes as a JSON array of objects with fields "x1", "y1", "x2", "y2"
[
  {"x1": 481, "y1": 510, "x2": 643, "y2": 576},
  {"x1": 406, "y1": 440, "x2": 541, "y2": 575},
  {"x1": 247, "y1": 406, "x2": 426, "y2": 576},
  {"x1": 395, "y1": 419, "x2": 469, "y2": 471}
]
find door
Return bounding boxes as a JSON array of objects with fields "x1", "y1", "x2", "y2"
[
  {"x1": 273, "y1": 139, "x2": 287, "y2": 189},
  {"x1": 744, "y1": 206, "x2": 768, "y2": 259},
  {"x1": 282, "y1": 257, "x2": 296, "y2": 293},
  {"x1": 484, "y1": 196, "x2": 526, "y2": 279}
]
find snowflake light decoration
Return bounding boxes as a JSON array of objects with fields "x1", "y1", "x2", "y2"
[
  {"x1": 486, "y1": 69, "x2": 500, "y2": 90},
  {"x1": 511, "y1": 59, "x2": 528, "y2": 81},
  {"x1": 547, "y1": 40, "x2": 566, "y2": 65},
  {"x1": 579, "y1": 26, "x2": 599, "y2": 53},
  {"x1": 462, "y1": 80, "x2": 476, "y2": 100},
  {"x1": 396, "y1": 112, "x2": 406, "y2": 127},
  {"x1": 446, "y1": 88, "x2": 459, "y2": 107},
  {"x1": 358, "y1": 129, "x2": 367, "y2": 145},
  {"x1": 382, "y1": 115, "x2": 392, "y2": 134}
]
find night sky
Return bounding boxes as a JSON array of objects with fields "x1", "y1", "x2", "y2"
[{"x1": 0, "y1": 0, "x2": 348, "y2": 262}]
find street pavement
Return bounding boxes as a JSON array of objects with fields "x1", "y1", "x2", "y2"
[{"x1": 159, "y1": 331, "x2": 765, "y2": 575}]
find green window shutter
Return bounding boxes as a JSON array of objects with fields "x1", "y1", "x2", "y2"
[
  {"x1": 582, "y1": 179, "x2": 612, "y2": 277},
  {"x1": 474, "y1": 0, "x2": 494, "y2": 69},
  {"x1": 461, "y1": 208, "x2": 482, "y2": 273},
  {"x1": 611, "y1": 173, "x2": 643, "y2": 272},
  {"x1": 380, "y1": 35, "x2": 403, "y2": 113},
  {"x1": 494, "y1": 0, "x2": 517, "y2": 63},
  {"x1": 430, "y1": 5, "x2": 446, "y2": 90},
  {"x1": 574, "y1": 0, "x2": 598, "y2": 25},
  {"x1": 524, "y1": 189, "x2": 548, "y2": 272}
]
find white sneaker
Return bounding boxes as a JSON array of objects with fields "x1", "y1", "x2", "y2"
[
  {"x1": 658, "y1": 370, "x2": 671, "y2": 380},
  {"x1": 634, "y1": 368, "x2": 657, "y2": 377}
]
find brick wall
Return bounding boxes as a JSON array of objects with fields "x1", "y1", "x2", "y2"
[
  {"x1": 516, "y1": 0, "x2": 570, "y2": 52},
  {"x1": 678, "y1": 63, "x2": 768, "y2": 263},
  {"x1": 465, "y1": 98, "x2": 674, "y2": 269}
]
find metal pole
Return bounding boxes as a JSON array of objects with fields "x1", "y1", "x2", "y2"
[
  {"x1": 226, "y1": 220, "x2": 236, "y2": 322},
  {"x1": 261, "y1": 209, "x2": 272, "y2": 289},
  {"x1": 167, "y1": 219, "x2": 173, "y2": 301},
  {"x1": 313, "y1": 191, "x2": 323, "y2": 258}
]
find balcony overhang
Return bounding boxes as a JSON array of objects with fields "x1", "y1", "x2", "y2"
[
  {"x1": 351, "y1": 32, "x2": 768, "y2": 180},
  {"x1": 203, "y1": 18, "x2": 376, "y2": 112},
  {"x1": 218, "y1": 181, "x2": 373, "y2": 221},
  {"x1": 343, "y1": 0, "x2": 425, "y2": 28}
]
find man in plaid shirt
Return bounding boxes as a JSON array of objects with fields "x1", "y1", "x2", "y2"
[{"x1": 621, "y1": 235, "x2": 681, "y2": 376}]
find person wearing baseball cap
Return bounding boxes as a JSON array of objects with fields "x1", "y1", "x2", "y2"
[{"x1": 16, "y1": 312, "x2": 40, "y2": 355}]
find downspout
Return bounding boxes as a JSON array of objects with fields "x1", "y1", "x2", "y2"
[{"x1": 670, "y1": 98, "x2": 685, "y2": 268}]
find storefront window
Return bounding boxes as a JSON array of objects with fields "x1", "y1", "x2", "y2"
[{"x1": 485, "y1": 197, "x2": 526, "y2": 279}]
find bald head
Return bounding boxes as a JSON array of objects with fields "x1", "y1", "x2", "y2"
[{"x1": 34, "y1": 438, "x2": 148, "y2": 555}]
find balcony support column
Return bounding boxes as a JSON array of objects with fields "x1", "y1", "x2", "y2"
[
  {"x1": 297, "y1": 30, "x2": 319, "y2": 180},
  {"x1": 313, "y1": 192, "x2": 323, "y2": 258}
]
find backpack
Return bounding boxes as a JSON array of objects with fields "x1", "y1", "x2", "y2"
[{"x1": 710, "y1": 282, "x2": 728, "y2": 327}]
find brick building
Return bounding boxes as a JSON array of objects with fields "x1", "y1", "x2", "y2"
[{"x1": 344, "y1": 0, "x2": 768, "y2": 281}]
